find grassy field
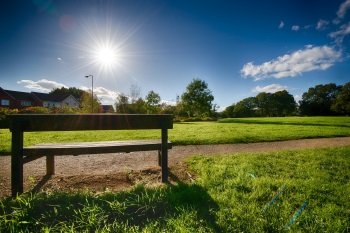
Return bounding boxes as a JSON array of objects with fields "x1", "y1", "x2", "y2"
[
  {"x1": 1, "y1": 147, "x2": 349, "y2": 232},
  {"x1": 1, "y1": 116, "x2": 350, "y2": 154}
]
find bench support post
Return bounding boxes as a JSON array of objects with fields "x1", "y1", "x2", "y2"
[
  {"x1": 46, "y1": 156, "x2": 55, "y2": 175},
  {"x1": 161, "y1": 128, "x2": 168, "y2": 182},
  {"x1": 11, "y1": 123, "x2": 24, "y2": 197}
]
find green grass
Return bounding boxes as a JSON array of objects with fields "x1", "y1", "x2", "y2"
[
  {"x1": 1, "y1": 146, "x2": 349, "y2": 232},
  {"x1": 1, "y1": 116, "x2": 350, "y2": 154}
]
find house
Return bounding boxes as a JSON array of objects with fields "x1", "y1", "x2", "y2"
[
  {"x1": 0, "y1": 87, "x2": 38, "y2": 110},
  {"x1": 31, "y1": 92, "x2": 80, "y2": 108},
  {"x1": 0, "y1": 87, "x2": 80, "y2": 110}
]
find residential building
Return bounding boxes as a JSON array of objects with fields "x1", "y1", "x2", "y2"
[{"x1": 0, "y1": 87, "x2": 80, "y2": 110}]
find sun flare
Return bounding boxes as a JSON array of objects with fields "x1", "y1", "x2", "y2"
[{"x1": 95, "y1": 45, "x2": 119, "y2": 67}]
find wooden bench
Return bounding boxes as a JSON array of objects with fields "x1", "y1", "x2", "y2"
[{"x1": 8, "y1": 114, "x2": 173, "y2": 197}]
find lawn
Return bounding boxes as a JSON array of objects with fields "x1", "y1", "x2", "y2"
[
  {"x1": 1, "y1": 116, "x2": 350, "y2": 154},
  {"x1": 1, "y1": 146, "x2": 349, "y2": 232}
]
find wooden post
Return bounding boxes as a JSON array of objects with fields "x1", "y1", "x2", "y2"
[
  {"x1": 11, "y1": 121, "x2": 24, "y2": 197},
  {"x1": 161, "y1": 128, "x2": 168, "y2": 182},
  {"x1": 46, "y1": 156, "x2": 55, "y2": 175}
]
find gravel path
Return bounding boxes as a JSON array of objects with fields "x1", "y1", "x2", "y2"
[{"x1": 1, "y1": 137, "x2": 350, "y2": 199}]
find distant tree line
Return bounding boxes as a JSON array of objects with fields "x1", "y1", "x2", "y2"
[
  {"x1": 221, "y1": 90, "x2": 296, "y2": 118},
  {"x1": 221, "y1": 82, "x2": 350, "y2": 118},
  {"x1": 115, "y1": 78, "x2": 216, "y2": 120},
  {"x1": 3, "y1": 80, "x2": 347, "y2": 124}
]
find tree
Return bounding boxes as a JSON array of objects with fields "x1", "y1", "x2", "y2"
[
  {"x1": 50, "y1": 87, "x2": 86, "y2": 103},
  {"x1": 115, "y1": 93, "x2": 130, "y2": 113},
  {"x1": 181, "y1": 78, "x2": 214, "y2": 117},
  {"x1": 115, "y1": 93, "x2": 146, "y2": 114},
  {"x1": 145, "y1": 90, "x2": 161, "y2": 114},
  {"x1": 299, "y1": 83, "x2": 341, "y2": 116},
  {"x1": 331, "y1": 82, "x2": 350, "y2": 115},
  {"x1": 129, "y1": 83, "x2": 141, "y2": 104},
  {"x1": 271, "y1": 90, "x2": 296, "y2": 116},
  {"x1": 81, "y1": 91, "x2": 100, "y2": 113},
  {"x1": 233, "y1": 97, "x2": 256, "y2": 118},
  {"x1": 221, "y1": 104, "x2": 235, "y2": 118},
  {"x1": 255, "y1": 92, "x2": 273, "y2": 116}
]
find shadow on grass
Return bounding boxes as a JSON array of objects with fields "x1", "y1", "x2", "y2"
[
  {"x1": 218, "y1": 118, "x2": 350, "y2": 128},
  {"x1": 0, "y1": 171, "x2": 221, "y2": 232}
]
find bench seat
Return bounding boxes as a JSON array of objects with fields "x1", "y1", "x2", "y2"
[{"x1": 23, "y1": 140, "x2": 172, "y2": 156}]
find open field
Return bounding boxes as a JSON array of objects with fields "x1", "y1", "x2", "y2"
[
  {"x1": 1, "y1": 146, "x2": 349, "y2": 232},
  {"x1": 1, "y1": 116, "x2": 350, "y2": 154}
]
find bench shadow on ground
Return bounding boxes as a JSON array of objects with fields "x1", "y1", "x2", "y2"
[
  {"x1": 23, "y1": 170, "x2": 221, "y2": 231},
  {"x1": 31, "y1": 174, "x2": 52, "y2": 193}
]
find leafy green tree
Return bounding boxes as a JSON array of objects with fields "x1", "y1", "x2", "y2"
[
  {"x1": 233, "y1": 97, "x2": 256, "y2": 118},
  {"x1": 299, "y1": 83, "x2": 341, "y2": 116},
  {"x1": 81, "y1": 91, "x2": 100, "y2": 113},
  {"x1": 331, "y1": 82, "x2": 350, "y2": 115},
  {"x1": 255, "y1": 92, "x2": 273, "y2": 116},
  {"x1": 50, "y1": 87, "x2": 86, "y2": 103},
  {"x1": 145, "y1": 90, "x2": 161, "y2": 114},
  {"x1": 271, "y1": 90, "x2": 296, "y2": 116},
  {"x1": 115, "y1": 93, "x2": 146, "y2": 114},
  {"x1": 181, "y1": 78, "x2": 214, "y2": 117},
  {"x1": 221, "y1": 104, "x2": 235, "y2": 118},
  {"x1": 115, "y1": 93, "x2": 130, "y2": 113}
]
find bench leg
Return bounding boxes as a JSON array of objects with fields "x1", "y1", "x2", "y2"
[
  {"x1": 161, "y1": 128, "x2": 168, "y2": 183},
  {"x1": 46, "y1": 156, "x2": 55, "y2": 175},
  {"x1": 11, "y1": 128, "x2": 24, "y2": 197}
]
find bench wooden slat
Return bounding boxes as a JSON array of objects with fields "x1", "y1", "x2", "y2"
[
  {"x1": 23, "y1": 140, "x2": 172, "y2": 156},
  {"x1": 9, "y1": 114, "x2": 173, "y2": 131}
]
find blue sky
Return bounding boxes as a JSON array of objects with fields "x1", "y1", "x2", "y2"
[{"x1": 1, "y1": 0, "x2": 350, "y2": 110}]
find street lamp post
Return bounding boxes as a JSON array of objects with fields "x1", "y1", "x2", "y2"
[{"x1": 85, "y1": 75, "x2": 93, "y2": 113}]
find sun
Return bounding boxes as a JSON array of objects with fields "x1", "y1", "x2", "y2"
[{"x1": 94, "y1": 45, "x2": 119, "y2": 67}]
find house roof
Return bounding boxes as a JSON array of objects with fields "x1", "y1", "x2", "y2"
[
  {"x1": 31, "y1": 92, "x2": 71, "y2": 102},
  {"x1": 1, "y1": 88, "x2": 36, "y2": 101}
]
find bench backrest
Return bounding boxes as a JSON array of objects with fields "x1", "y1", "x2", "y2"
[{"x1": 8, "y1": 114, "x2": 173, "y2": 132}]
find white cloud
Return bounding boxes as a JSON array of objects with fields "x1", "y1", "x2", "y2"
[
  {"x1": 329, "y1": 22, "x2": 350, "y2": 43},
  {"x1": 279, "y1": 21, "x2": 284, "y2": 29},
  {"x1": 241, "y1": 45, "x2": 342, "y2": 80},
  {"x1": 316, "y1": 19, "x2": 329, "y2": 30},
  {"x1": 17, "y1": 79, "x2": 68, "y2": 92},
  {"x1": 292, "y1": 25, "x2": 300, "y2": 31},
  {"x1": 337, "y1": 0, "x2": 350, "y2": 19},
  {"x1": 80, "y1": 86, "x2": 121, "y2": 104},
  {"x1": 161, "y1": 100, "x2": 176, "y2": 106},
  {"x1": 294, "y1": 94, "x2": 302, "y2": 104},
  {"x1": 252, "y1": 84, "x2": 288, "y2": 93}
]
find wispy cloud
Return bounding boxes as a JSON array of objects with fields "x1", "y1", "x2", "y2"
[
  {"x1": 291, "y1": 25, "x2": 300, "y2": 31},
  {"x1": 241, "y1": 45, "x2": 342, "y2": 80},
  {"x1": 337, "y1": 0, "x2": 350, "y2": 19},
  {"x1": 316, "y1": 19, "x2": 329, "y2": 30},
  {"x1": 279, "y1": 21, "x2": 284, "y2": 29},
  {"x1": 17, "y1": 79, "x2": 68, "y2": 92},
  {"x1": 80, "y1": 86, "x2": 121, "y2": 104},
  {"x1": 252, "y1": 84, "x2": 288, "y2": 93},
  {"x1": 329, "y1": 22, "x2": 350, "y2": 43}
]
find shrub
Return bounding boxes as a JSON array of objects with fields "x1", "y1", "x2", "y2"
[
  {"x1": 18, "y1": 106, "x2": 50, "y2": 114},
  {"x1": 0, "y1": 107, "x2": 18, "y2": 128}
]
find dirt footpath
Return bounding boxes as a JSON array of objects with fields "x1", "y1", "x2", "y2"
[{"x1": 1, "y1": 137, "x2": 350, "y2": 199}]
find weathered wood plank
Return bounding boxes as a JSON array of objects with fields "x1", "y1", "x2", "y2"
[
  {"x1": 23, "y1": 140, "x2": 172, "y2": 156},
  {"x1": 11, "y1": 122, "x2": 24, "y2": 196},
  {"x1": 8, "y1": 114, "x2": 173, "y2": 131}
]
